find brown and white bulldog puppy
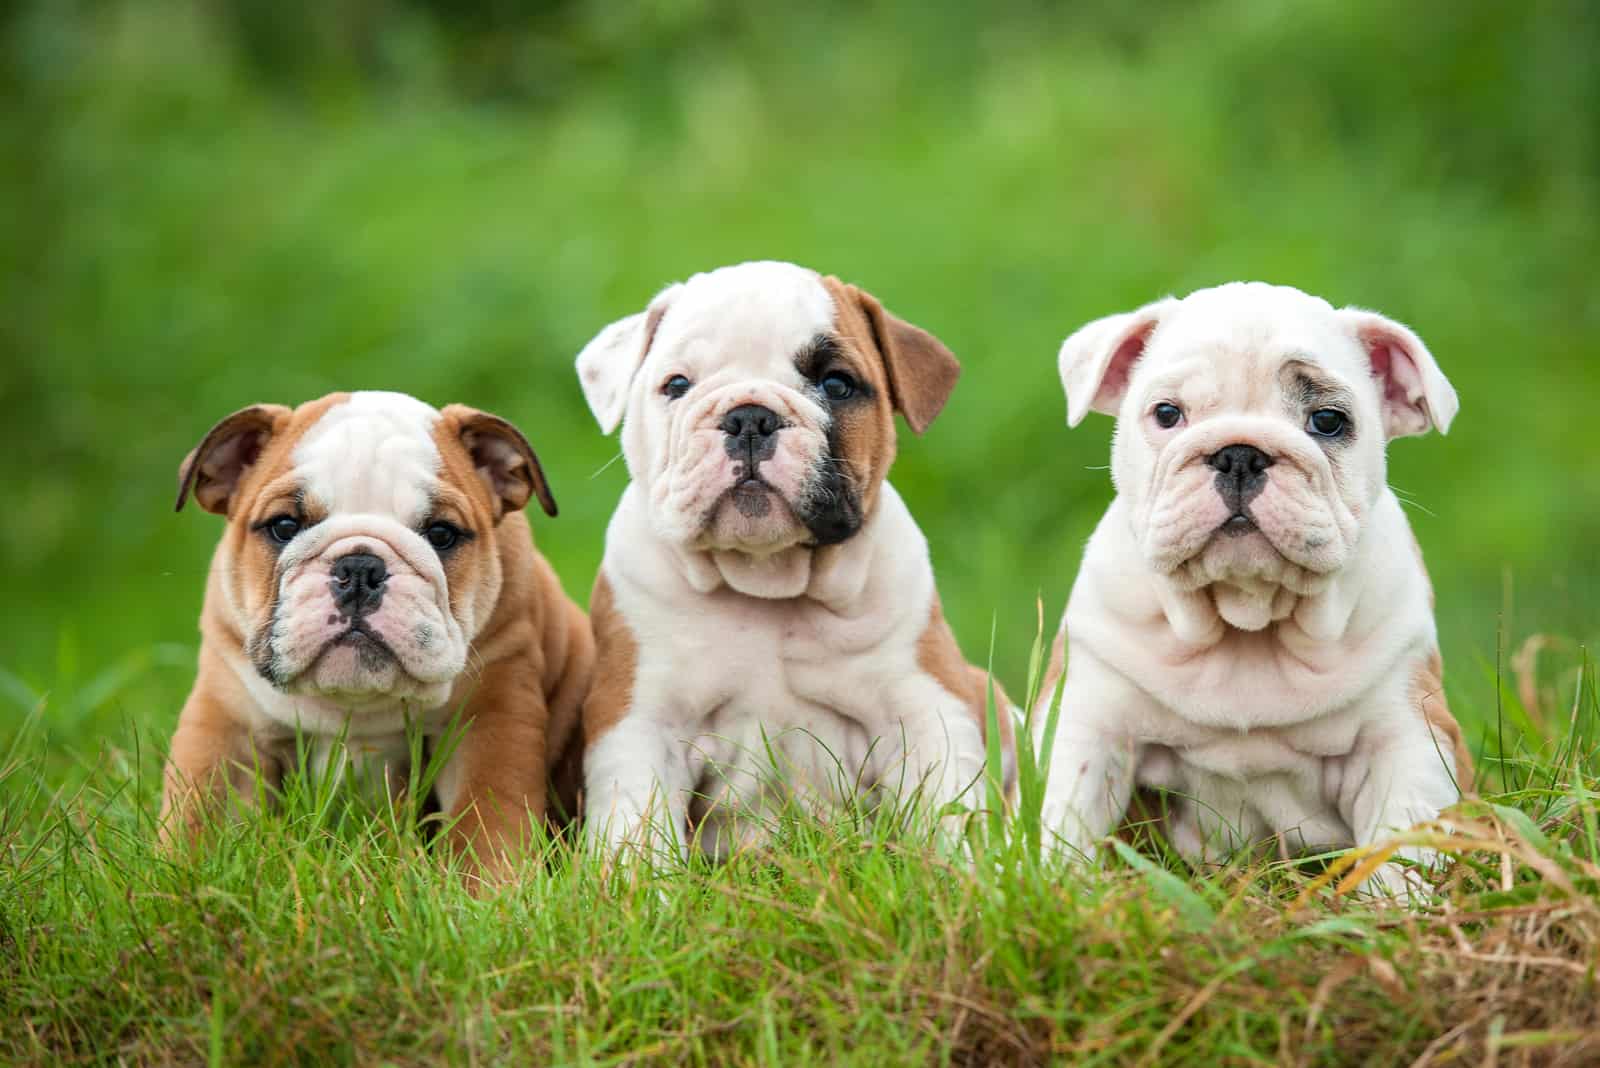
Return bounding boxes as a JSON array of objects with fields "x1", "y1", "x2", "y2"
[
  {"x1": 1037, "y1": 283, "x2": 1473, "y2": 894},
  {"x1": 161, "y1": 391, "x2": 593, "y2": 881},
  {"x1": 575, "y1": 260, "x2": 1014, "y2": 860}
]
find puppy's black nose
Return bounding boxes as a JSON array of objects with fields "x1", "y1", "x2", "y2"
[
  {"x1": 720, "y1": 404, "x2": 781, "y2": 441},
  {"x1": 1207, "y1": 444, "x2": 1273, "y2": 478},
  {"x1": 1207, "y1": 444, "x2": 1273, "y2": 512},
  {"x1": 331, "y1": 552, "x2": 387, "y2": 617}
]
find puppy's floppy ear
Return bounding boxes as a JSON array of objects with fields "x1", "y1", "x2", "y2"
[
  {"x1": 176, "y1": 404, "x2": 291, "y2": 516},
  {"x1": 444, "y1": 405, "x2": 557, "y2": 519},
  {"x1": 574, "y1": 283, "x2": 682, "y2": 435},
  {"x1": 1057, "y1": 298, "x2": 1175, "y2": 427},
  {"x1": 846, "y1": 283, "x2": 961, "y2": 434},
  {"x1": 1339, "y1": 309, "x2": 1458, "y2": 438}
]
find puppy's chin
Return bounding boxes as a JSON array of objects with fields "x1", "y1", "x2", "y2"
[
  {"x1": 1142, "y1": 484, "x2": 1353, "y2": 583},
  {"x1": 700, "y1": 482, "x2": 809, "y2": 553},
  {"x1": 283, "y1": 658, "x2": 451, "y2": 709},
  {"x1": 1151, "y1": 523, "x2": 1333, "y2": 619},
  {"x1": 302, "y1": 631, "x2": 400, "y2": 693},
  {"x1": 266, "y1": 630, "x2": 459, "y2": 707}
]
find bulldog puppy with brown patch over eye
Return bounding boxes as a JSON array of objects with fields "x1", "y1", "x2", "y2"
[
  {"x1": 1037, "y1": 283, "x2": 1473, "y2": 895},
  {"x1": 575, "y1": 260, "x2": 1015, "y2": 860},
  {"x1": 161, "y1": 392, "x2": 594, "y2": 883}
]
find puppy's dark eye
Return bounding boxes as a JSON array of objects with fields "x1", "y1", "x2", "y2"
[
  {"x1": 1152, "y1": 402, "x2": 1184, "y2": 429},
  {"x1": 264, "y1": 515, "x2": 301, "y2": 544},
  {"x1": 662, "y1": 375, "x2": 692, "y2": 400},
  {"x1": 1307, "y1": 409, "x2": 1348, "y2": 437},
  {"x1": 819, "y1": 371, "x2": 857, "y2": 402},
  {"x1": 424, "y1": 522, "x2": 464, "y2": 552}
]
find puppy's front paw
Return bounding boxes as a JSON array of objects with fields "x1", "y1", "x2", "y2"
[{"x1": 1038, "y1": 809, "x2": 1101, "y2": 866}]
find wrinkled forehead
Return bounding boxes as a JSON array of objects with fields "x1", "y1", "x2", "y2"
[
  {"x1": 291, "y1": 391, "x2": 443, "y2": 520},
  {"x1": 1142, "y1": 284, "x2": 1368, "y2": 389},
  {"x1": 652, "y1": 262, "x2": 836, "y2": 378}
]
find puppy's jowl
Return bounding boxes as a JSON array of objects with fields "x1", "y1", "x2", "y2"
[
  {"x1": 162, "y1": 392, "x2": 593, "y2": 882},
  {"x1": 576, "y1": 260, "x2": 1014, "y2": 859},
  {"x1": 1038, "y1": 283, "x2": 1472, "y2": 894}
]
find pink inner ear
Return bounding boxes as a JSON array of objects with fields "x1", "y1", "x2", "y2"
[
  {"x1": 1367, "y1": 338, "x2": 1394, "y2": 385},
  {"x1": 1095, "y1": 325, "x2": 1156, "y2": 413},
  {"x1": 1367, "y1": 337, "x2": 1419, "y2": 411}
]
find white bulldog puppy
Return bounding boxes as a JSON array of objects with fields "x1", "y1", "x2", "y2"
[
  {"x1": 575, "y1": 260, "x2": 1014, "y2": 860},
  {"x1": 1037, "y1": 283, "x2": 1473, "y2": 891}
]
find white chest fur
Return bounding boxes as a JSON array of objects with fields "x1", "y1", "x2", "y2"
[{"x1": 587, "y1": 483, "x2": 988, "y2": 858}]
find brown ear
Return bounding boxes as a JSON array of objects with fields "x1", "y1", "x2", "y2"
[
  {"x1": 176, "y1": 404, "x2": 290, "y2": 516},
  {"x1": 844, "y1": 282, "x2": 961, "y2": 434},
  {"x1": 445, "y1": 405, "x2": 557, "y2": 520}
]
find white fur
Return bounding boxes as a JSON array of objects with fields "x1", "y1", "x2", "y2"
[
  {"x1": 295, "y1": 391, "x2": 442, "y2": 522},
  {"x1": 1039, "y1": 283, "x2": 1463, "y2": 893},
  {"x1": 585, "y1": 483, "x2": 986, "y2": 860},
  {"x1": 578, "y1": 262, "x2": 991, "y2": 859}
]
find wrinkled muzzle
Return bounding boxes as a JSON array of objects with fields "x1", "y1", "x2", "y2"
[
  {"x1": 250, "y1": 514, "x2": 468, "y2": 703},
  {"x1": 1133, "y1": 418, "x2": 1361, "y2": 587},
  {"x1": 647, "y1": 382, "x2": 831, "y2": 552}
]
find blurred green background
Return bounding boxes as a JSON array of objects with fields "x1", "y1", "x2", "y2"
[{"x1": 3, "y1": 0, "x2": 1597, "y2": 764}]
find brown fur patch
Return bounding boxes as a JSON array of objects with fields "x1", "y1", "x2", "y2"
[
  {"x1": 430, "y1": 409, "x2": 516, "y2": 626},
  {"x1": 818, "y1": 276, "x2": 900, "y2": 522},
  {"x1": 184, "y1": 393, "x2": 347, "y2": 513},
  {"x1": 176, "y1": 404, "x2": 292, "y2": 515},
  {"x1": 1408, "y1": 527, "x2": 1437, "y2": 610},
  {"x1": 916, "y1": 596, "x2": 1017, "y2": 795},
  {"x1": 579, "y1": 570, "x2": 639, "y2": 754},
  {"x1": 1404, "y1": 535, "x2": 1468, "y2": 791},
  {"x1": 197, "y1": 393, "x2": 353, "y2": 657},
  {"x1": 1413, "y1": 646, "x2": 1474, "y2": 795},
  {"x1": 441, "y1": 404, "x2": 558, "y2": 519},
  {"x1": 824, "y1": 277, "x2": 962, "y2": 434}
]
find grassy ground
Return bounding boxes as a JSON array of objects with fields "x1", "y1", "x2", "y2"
[
  {"x1": 3, "y1": 640, "x2": 1598, "y2": 1065},
  {"x1": 3, "y1": 1, "x2": 1599, "y2": 1063}
]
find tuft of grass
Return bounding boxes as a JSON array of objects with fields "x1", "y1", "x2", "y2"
[{"x1": 4, "y1": 640, "x2": 1598, "y2": 1066}]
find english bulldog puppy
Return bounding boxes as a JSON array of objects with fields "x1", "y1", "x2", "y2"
[
  {"x1": 1037, "y1": 283, "x2": 1473, "y2": 893},
  {"x1": 575, "y1": 260, "x2": 1014, "y2": 860},
  {"x1": 161, "y1": 391, "x2": 593, "y2": 881}
]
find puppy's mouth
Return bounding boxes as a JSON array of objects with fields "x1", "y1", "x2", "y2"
[
  {"x1": 320, "y1": 620, "x2": 400, "y2": 668},
  {"x1": 1219, "y1": 513, "x2": 1258, "y2": 536},
  {"x1": 724, "y1": 473, "x2": 777, "y2": 518},
  {"x1": 691, "y1": 467, "x2": 816, "y2": 555}
]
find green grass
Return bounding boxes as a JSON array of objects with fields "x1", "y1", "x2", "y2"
[
  {"x1": 3, "y1": 628, "x2": 1598, "y2": 1065},
  {"x1": 3, "y1": 0, "x2": 1599, "y2": 1063}
]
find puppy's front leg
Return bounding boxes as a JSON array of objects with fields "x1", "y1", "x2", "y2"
[
  {"x1": 583, "y1": 717, "x2": 696, "y2": 864},
  {"x1": 883, "y1": 675, "x2": 990, "y2": 818},
  {"x1": 1341, "y1": 703, "x2": 1465, "y2": 897},
  {"x1": 160, "y1": 686, "x2": 281, "y2": 845},
  {"x1": 1038, "y1": 650, "x2": 1142, "y2": 860},
  {"x1": 432, "y1": 672, "x2": 550, "y2": 885}
]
